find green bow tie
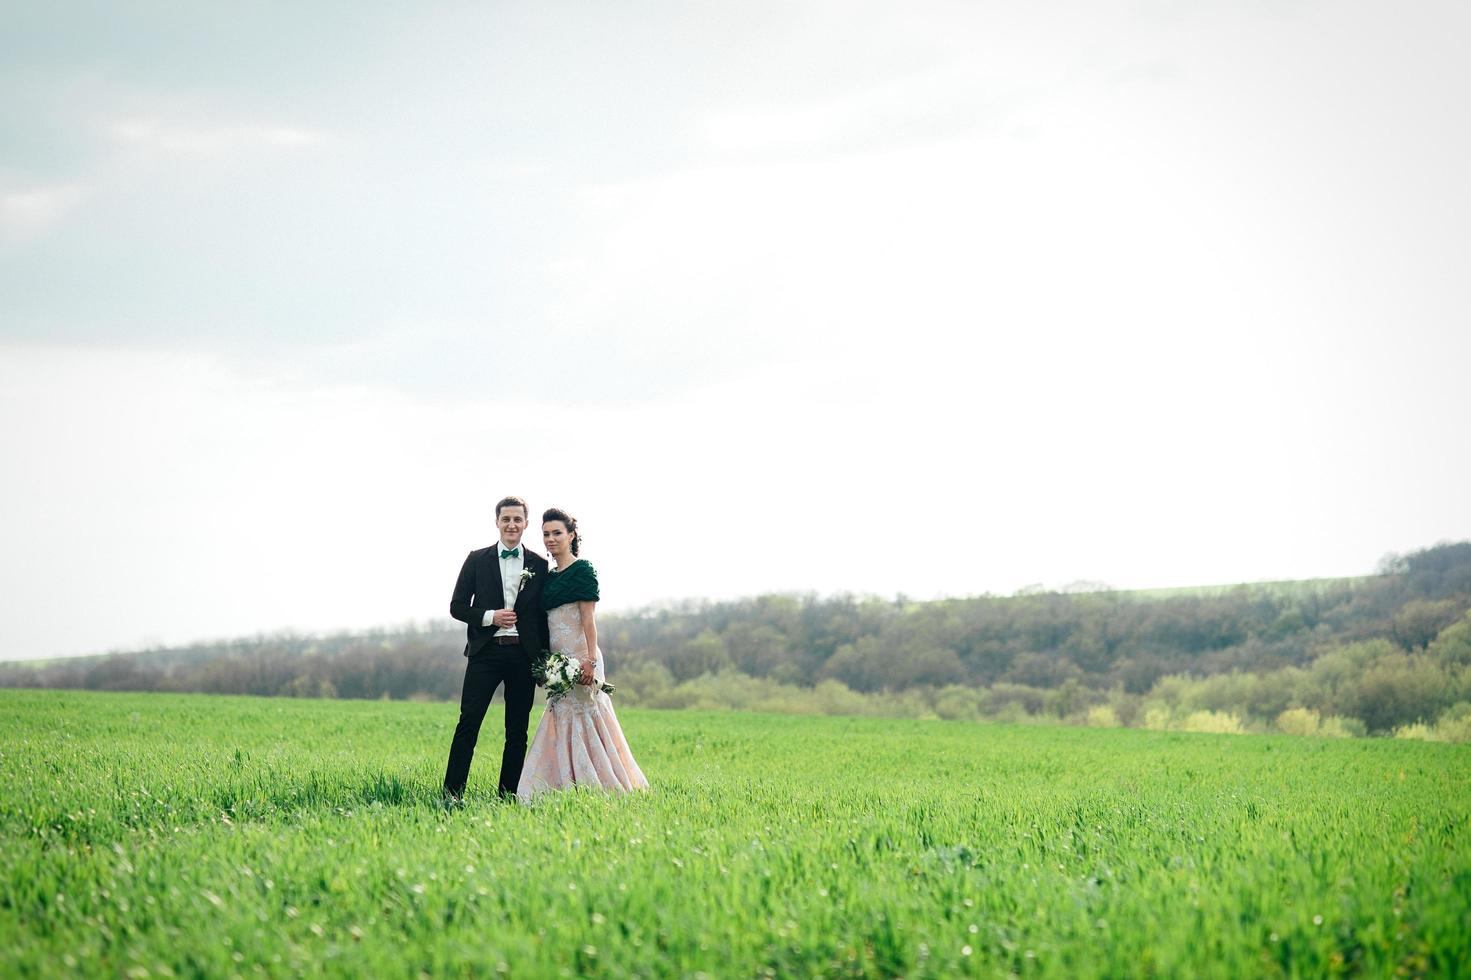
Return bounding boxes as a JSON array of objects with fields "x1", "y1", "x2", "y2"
[{"x1": 500, "y1": 548, "x2": 520, "y2": 559}]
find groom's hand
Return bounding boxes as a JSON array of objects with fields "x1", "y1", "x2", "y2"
[{"x1": 490, "y1": 609, "x2": 518, "y2": 628}]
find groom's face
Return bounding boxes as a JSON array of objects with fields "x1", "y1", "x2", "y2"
[{"x1": 496, "y1": 506, "x2": 527, "y2": 547}]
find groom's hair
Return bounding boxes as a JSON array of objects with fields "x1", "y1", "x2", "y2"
[{"x1": 495, "y1": 496, "x2": 528, "y2": 518}]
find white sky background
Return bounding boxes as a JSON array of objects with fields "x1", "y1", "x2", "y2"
[{"x1": 2, "y1": 1, "x2": 1468, "y2": 659}]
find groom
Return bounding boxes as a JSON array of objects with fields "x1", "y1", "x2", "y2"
[{"x1": 443, "y1": 495, "x2": 550, "y2": 800}]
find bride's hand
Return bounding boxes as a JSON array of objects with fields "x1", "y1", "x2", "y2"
[{"x1": 577, "y1": 660, "x2": 595, "y2": 684}]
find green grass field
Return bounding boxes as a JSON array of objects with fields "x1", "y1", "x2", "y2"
[{"x1": 2, "y1": 690, "x2": 1468, "y2": 978}]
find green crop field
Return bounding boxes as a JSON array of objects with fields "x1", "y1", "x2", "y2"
[{"x1": 2, "y1": 690, "x2": 1468, "y2": 978}]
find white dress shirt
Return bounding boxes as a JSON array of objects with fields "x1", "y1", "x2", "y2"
[{"x1": 481, "y1": 542, "x2": 525, "y2": 637}]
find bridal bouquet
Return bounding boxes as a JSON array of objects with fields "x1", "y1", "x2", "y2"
[{"x1": 530, "y1": 650, "x2": 615, "y2": 705}]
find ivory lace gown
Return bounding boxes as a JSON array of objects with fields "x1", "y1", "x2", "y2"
[{"x1": 516, "y1": 583, "x2": 649, "y2": 801}]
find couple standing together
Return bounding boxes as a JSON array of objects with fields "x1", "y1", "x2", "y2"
[{"x1": 442, "y1": 496, "x2": 648, "y2": 803}]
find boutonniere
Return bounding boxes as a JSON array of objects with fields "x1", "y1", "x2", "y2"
[{"x1": 516, "y1": 568, "x2": 536, "y2": 594}]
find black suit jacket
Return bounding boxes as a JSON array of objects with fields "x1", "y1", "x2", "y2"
[{"x1": 449, "y1": 545, "x2": 551, "y2": 658}]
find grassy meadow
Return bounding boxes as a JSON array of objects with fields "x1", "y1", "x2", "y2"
[{"x1": 2, "y1": 689, "x2": 1469, "y2": 977}]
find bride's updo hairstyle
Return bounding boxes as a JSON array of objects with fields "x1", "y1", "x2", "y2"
[{"x1": 542, "y1": 507, "x2": 581, "y2": 556}]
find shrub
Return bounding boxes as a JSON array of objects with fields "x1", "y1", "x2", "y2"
[
  {"x1": 1143, "y1": 707, "x2": 1173, "y2": 731},
  {"x1": 1277, "y1": 707, "x2": 1320, "y2": 737},
  {"x1": 820, "y1": 640, "x2": 887, "y2": 693},
  {"x1": 933, "y1": 685, "x2": 983, "y2": 721},
  {"x1": 982, "y1": 683, "x2": 1048, "y2": 717},
  {"x1": 616, "y1": 662, "x2": 674, "y2": 705},
  {"x1": 1428, "y1": 613, "x2": 1471, "y2": 666},
  {"x1": 1393, "y1": 723, "x2": 1434, "y2": 741},
  {"x1": 811, "y1": 680, "x2": 871, "y2": 716},
  {"x1": 1432, "y1": 702, "x2": 1471, "y2": 743},
  {"x1": 1392, "y1": 599, "x2": 1467, "y2": 651},
  {"x1": 1106, "y1": 689, "x2": 1144, "y2": 727},
  {"x1": 1344, "y1": 652, "x2": 1451, "y2": 732},
  {"x1": 989, "y1": 701, "x2": 1036, "y2": 724},
  {"x1": 1179, "y1": 710, "x2": 1245, "y2": 735},
  {"x1": 1318, "y1": 715, "x2": 1364, "y2": 738},
  {"x1": 1085, "y1": 705, "x2": 1120, "y2": 728}
]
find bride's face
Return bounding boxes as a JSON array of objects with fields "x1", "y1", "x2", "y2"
[{"x1": 543, "y1": 521, "x2": 574, "y2": 557}]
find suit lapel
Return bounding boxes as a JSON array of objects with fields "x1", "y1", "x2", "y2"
[
  {"x1": 513, "y1": 549, "x2": 542, "y2": 611},
  {"x1": 514, "y1": 550, "x2": 544, "y2": 612},
  {"x1": 486, "y1": 546, "x2": 505, "y2": 609}
]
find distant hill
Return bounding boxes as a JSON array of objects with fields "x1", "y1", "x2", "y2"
[
  {"x1": 1116, "y1": 575, "x2": 1379, "y2": 601},
  {"x1": 4, "y1": 542, "x2": 1469, "y2": 737}
]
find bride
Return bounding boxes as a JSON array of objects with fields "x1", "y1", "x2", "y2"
[{"x1": 516, "y1": 508, "x2": 649, "y2": 802}]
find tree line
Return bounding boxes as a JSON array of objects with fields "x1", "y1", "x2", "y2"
[{"x1": 4, "y1": 542, "x2": 1469, "y2": 740}]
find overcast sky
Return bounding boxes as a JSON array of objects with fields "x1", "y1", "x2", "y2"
[{"x1": 2, "y1": 1, "x2": 1468, "y2": 660}]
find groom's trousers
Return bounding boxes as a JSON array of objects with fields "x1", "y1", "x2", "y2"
[{"x1": 443, "y1": 641, "x2": 535, "y2": 798}]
